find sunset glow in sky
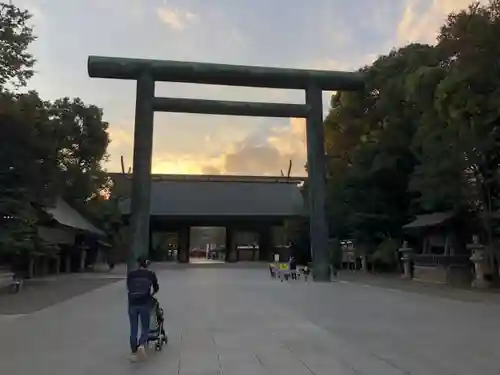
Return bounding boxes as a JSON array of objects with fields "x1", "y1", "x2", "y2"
[{"x1": 16, "y1": 0, "x2": 485, "y2": 176}]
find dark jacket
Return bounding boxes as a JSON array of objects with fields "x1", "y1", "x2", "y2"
[{"x1": 127, "y1": 268, "x2": 159, "y2": 306}]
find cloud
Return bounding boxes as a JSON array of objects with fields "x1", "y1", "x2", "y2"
[
  {"x1": 202, "y1": 118, "x2": 306, "y2": 176},
  {"x1": 104, "y1": 118, "x2": 307, "y2": 176},
  {"x1": 201, "y1": 166, "x2": 221, "y2": 175},
  {"x1": 108, "y1": 127, "x2": 133, "y2": 147},
  {"x1": 268, "y1": 118, "x2": 306, "y2": 157},
  {"x1": 156, "y1": 2, "x2": 197, "y2": 31},
  {"x1": 397, "y1": 0, "x2": 489, "y2": 46},
  {"x1": 196, "y1": 118, "x2": 306, "y2": 176},
  {"x1": 106, "y1": 126, "x2": 134, "y2": 171},
  {"x1": 152, "y1": 153, "x2": 224, "y2": 174},
  {"x1": 310, "y1": 55, "x2": 378, "y2": 71},
  {"x1": 106, "y1": 124, "x2": 222, "y2": 174}
]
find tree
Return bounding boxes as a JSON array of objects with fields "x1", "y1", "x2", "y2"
[
  {"x1": 408, "y1": 1, "x2": 500, "y2": 239},
  {"x1": 0, "y1": 91, "x2": 60, "y2": 257},
  {"x1": 323, "y1": 91, "x2": 365, "y2": 240},
  {"x1": 324, "y1": 44, "x2": 438, "y2": 250},
  {"x1": 0, "y1": 3, "x2": 51, "y2": 260},
  {"x1": 321, "y1": 0, "x2": 500, "y2": 275},
  {"x1": 405, "y1": 65, "x2": 467, "y2": 213},
  {"x1": 0, "y1": 4, "x2": 111, "y2": 267},
  {"x1": 0, "y1": 2, "x2": 36, "y2": 89},
  {"x1": 48, "y1": 97, "x2": 111, "y2": 206},
  {"x1": 433, "y1": 0, "x2": 500, "y2": 250}
]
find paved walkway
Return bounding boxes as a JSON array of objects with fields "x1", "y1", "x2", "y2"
[
  {"x1": 1, "y1": 268, "x2": 500, "y2": 374},
  {"x1": 336, "y1": 271, "x2": 500, "y2": 303}
]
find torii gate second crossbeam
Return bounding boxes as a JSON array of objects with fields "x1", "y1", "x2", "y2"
[{"x1": 88, "y1": 56, "x2": 364, "y2": 281}]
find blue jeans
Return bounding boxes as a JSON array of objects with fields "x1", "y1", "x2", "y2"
[{"x1": 128, "y1": 304, "x2": 151, "y2": 352}]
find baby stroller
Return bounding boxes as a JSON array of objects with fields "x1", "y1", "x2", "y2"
[{"x1": 147, "y1": 297, "x2": 168, "y2": 351}]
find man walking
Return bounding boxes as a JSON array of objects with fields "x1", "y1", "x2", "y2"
[{"x1": 127, "y1": 256, "x2": 159, "y2": 361}]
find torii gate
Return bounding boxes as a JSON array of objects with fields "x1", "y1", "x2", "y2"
[{"x1": 88, "y1": 56, "x2": 364, "y2": 281}]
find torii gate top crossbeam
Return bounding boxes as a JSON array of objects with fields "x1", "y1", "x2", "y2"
[{"x1": 88, "y1": 56, "x2": 364, "y2": 91}]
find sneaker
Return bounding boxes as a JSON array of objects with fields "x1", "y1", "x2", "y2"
[
  {"x1": 137, "y1": 345, "x2": 147, "y2": 360},
  {"x1": 129, "y1": 353, "x2": 138, "y2": 362}
]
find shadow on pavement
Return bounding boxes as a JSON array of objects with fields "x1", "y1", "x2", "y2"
[{"x1": 0, "y1": 274, "x2": 123, "y2": 315}]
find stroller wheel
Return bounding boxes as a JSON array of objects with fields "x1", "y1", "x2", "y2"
[{"x1": 161, "y1": 328, "x2": 168, "y2": 344}]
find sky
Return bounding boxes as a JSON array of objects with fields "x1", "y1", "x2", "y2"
[{"x1": 14, "y1": 0, "x2": 485, "y2": 176}]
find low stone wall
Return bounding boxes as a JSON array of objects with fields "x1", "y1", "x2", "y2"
[
  {"x1": 0, "y1": 272, "x2": 13, "y2": 286},
  {"x1": 448, "y1": 265, "x2": 473, "y2": 286},
  {"x1": 413, "y1": 265, "x2": 472, "y2": 286},
  {"x1": 238, "y1": 249, "x2": 258, "y2": 261},
  {"x1": 414, "y1": 266, "x2": 447, "y2": 283}
]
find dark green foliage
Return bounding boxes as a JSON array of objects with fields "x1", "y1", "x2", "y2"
[
  {"x1": 0, "y1": 3, "x2": 110, "y2": 258},
  {"x1": 322, "y1": 1, "x2": 500, "y2": 268},
  {"x1": 0, "y1": 2, "x2": 35, "y2": 89}
]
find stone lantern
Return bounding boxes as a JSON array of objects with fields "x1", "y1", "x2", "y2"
[
  {"x1": 399, "y1": 241, "x2": 414, "y2": 279},
  {"x1": 468, "y1": 235, "x2": 491, "y2": 288}
]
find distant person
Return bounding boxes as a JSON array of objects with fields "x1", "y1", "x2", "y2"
[
  {"x1": 106, "y1": 250, "x2": 115, "y2": 271},
  {"x1": 108, "y1": 257, "x2": 115, "y2": 271},
  {"x1": 303, "y1": 265, "x2": 310, "y2": 281},
  {"x1": 269, "y1": 262, "x2": 278, "y2": 278},
  {"x1": 289, "y1": 256, "x2": 297, "y2": 280},
  {"x1": 127, "y1": 256, "x2": 159, "y2": 361}
]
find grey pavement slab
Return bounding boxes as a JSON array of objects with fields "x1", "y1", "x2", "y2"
[
  {"x1": 336, "y1": 271, "x2": 500, "y2": 303},
  {"x1": 0, "y1": 274, "x2": 122, "y2": 314},
  {"x1": 1, "y1": 267, "x2": 500, "y2": 374}
]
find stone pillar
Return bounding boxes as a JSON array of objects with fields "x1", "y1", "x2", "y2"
[
  {"x1": 148, "y1": 227, "x2": 153, "y2": 260},
  {"x1": 128, "y1": 72, "x2": 155, "y2": 272},
  {"x1": 28, "y1": 257, "x2": 35, "y2": 278},
  {"x1": 305, "y1": 84, "x2": 330, "y2": 282},
  {"x1": 469, "y1": 235, "x2": 491, "y2": 288},
  {"x1": 41, "y1": 257, "x2": 49, "y2": 275},
  {"x1": 258, "y1": 228, "x2": 272, "y2": 262},
  {"x1": 65, "y1": 253, "x2": 71, "y2": 273},
  {"x1": 252, "y1": 245, "x2": 258, "y2": 261},
  {"x1": 177, "y1": 226, "x2": 190, "y2": 263},
  {"x1": 361, "y1": 254, "x2": 368, "y2": 273},
  {"x1": 399, "y1": 241, "x2": 413, "y2": 279},
  {"x1": 225, "y1": 227, "x2": 237, "y2": 263},
  {"x1": 80, "y1": 249, "x2": 86, "y2": 272}
]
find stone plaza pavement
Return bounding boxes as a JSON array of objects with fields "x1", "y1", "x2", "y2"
[{"x1": 2, "y1": 268, "x2": 500, "y2": 375}]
